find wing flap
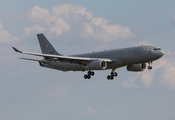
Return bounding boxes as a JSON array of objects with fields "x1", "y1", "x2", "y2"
[{"x1": 20, "y1": 58, "x2": 50, "y2": 63}]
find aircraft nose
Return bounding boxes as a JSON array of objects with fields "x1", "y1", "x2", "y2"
[
  {"x1": 152, "y1": 49, "x2": 165, "y2": 60},
  {"x1": 159, "y1": 50, "x2": 165, "y2": 57}
]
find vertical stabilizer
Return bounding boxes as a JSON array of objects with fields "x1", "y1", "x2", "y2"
[{"x1": 37, "y1": 33, "x2": 61, "y2": 55}]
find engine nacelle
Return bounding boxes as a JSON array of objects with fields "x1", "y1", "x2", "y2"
[
  {"x1": 127, "y1": 63, "x2": 146, "y2": 72},
  {"x1": 86, "y1": 61, "x2": 107, "y2": 70}
]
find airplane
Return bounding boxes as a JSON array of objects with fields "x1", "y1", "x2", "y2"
[{"x1": 12, "y1": 33, "x2": 165, "y2": 80}]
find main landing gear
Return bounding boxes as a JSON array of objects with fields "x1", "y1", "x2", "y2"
[
  {"x1": 84, "y1": 71, "x2": 95, "y2": 79},
  {"x1": 84, "y1": 69, "x2": 118, "y2": 80},
  {"x1": 107, "y1": 69, "x2": 117, "y2": 80},
  {"x1": 148, "y1": 61, "x2": 152, "y2": 70}
]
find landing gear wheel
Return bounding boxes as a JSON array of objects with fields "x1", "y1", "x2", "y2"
[
  {"x1": 111, "y1": 72, "x2": 114, "y2": 76},
  {"x1": 148, "y1": 61, "x2": 153, "y2": 70},
  {"x1": 114, "y1": 72, "x2": 117, "y2": 77},
  {"x1": 107, "y1": 69, "x2": 118, "y2": 80},
  {"x1": 85, "y1": 71, "x2": 95, "y2": 79},
  {"x1": 84, "y1": 75, "x2": 88, "y2": 79},
  {"x1": 107, "y1": 75, "x2": 111, "y2": 80},
  {"x1": 91, "y1": 71, "x2": 95, "y2": 76},
  {"x1": 88, "y1": 71, "x2": 91, "y2": 75},
  {"x1": 148, "y1": 66, "x2": 152, "y2": 70},
  {"x1": 111, "y1": 76, "x2": 114, "y2": 80},
  {"x1": 107, "y1": 75, "x2": 114, "y2": 80},
  {"x1": 88, "y1": 71, "x2": 95, "y2": 76},
  {"x1": 87, "y1": 75, "x2": 91, "y2": 79}
]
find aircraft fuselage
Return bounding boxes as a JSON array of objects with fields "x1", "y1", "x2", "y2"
[{"x1": 41, "y1": 45, "x2": 164, "y2": 71}]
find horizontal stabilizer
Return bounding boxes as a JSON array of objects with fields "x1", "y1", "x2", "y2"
[{"x1": 20, "y1": 58, "x2": 50, "y2": 63}]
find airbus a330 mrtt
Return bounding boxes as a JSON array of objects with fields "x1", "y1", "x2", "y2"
[{"x1": 13, "y1": 33, "x2": 165, "y2": 80}]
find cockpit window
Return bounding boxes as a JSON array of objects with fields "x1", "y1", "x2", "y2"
[{"x1": 154, "y1": 48, "x2": 161, "y2": 50}]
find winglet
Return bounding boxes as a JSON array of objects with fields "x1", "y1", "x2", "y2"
[{"x1": 12, "y1": 47, "x2": 22, "y2": 53}]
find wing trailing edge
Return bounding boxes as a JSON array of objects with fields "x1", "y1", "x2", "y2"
[{"x1": 20, "y1": 58, "x2": 50, "y2": 63}]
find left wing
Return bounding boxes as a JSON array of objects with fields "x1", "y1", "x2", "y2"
[{"x1": 13, "y1": 47, "x2": 114, "y2": 65}]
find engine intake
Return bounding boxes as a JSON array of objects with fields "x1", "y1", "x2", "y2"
[
  {"x1": 86, "y1": 61, "x2": 107, "y2": 70},
  {"x1": 127, "y1": 63, "x2": 146, "y2": 71}
]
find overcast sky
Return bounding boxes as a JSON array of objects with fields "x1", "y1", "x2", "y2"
[{"x1": 0, "y1": 0, "x2": 175, "y2": 120}]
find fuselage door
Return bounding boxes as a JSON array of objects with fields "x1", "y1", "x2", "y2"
[
  {"x1": 144, "y1": 47, "x2": 149, "y2": 54},
  {"x1": 124, "y1": 49, "x2": 128, "y2": 57}
]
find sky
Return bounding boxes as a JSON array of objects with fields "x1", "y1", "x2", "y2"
[{"x1": 0, "y1": 0, "x2": 175, "y2": 120}]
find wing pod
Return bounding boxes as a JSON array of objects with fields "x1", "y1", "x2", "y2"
[
  {"x1": 127, "y1": 63, "x2": 146, "y2": 71},
  {"x1": 86, "y1": 60, "x2": 107, "y2": 70}
]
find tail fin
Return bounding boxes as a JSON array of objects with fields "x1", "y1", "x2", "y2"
[{"x1": 37, "y1": 33, "x2": 61, "y2": 55}]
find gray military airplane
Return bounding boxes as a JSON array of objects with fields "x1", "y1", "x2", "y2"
[{"x1": 13, "y1": 33, "x2": 165, "y2": 80}]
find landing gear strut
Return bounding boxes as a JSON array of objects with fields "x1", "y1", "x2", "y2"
[
  {"x1": 107, "y1": 69, "x2": 117, "y2": 80},
  {"x1": 148, "y1": 61, "x2": 152, "y2": 70},
  {"x1": 84, "y1": 71, "x2": 95, "y2": 79}
]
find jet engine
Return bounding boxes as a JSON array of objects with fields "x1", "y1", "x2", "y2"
[
  {"x1": 127, "y1": 63, "x2": 146, "y2": 71},
  {"x1": 86, "y1": 61, "x2": 107, "y2": 70}
]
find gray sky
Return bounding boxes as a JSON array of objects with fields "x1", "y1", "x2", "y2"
[{"x1": 0, "y1": 0, "x2": 175, "y2": 120}]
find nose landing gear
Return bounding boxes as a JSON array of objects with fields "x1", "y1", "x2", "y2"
[
  {"x1": 148, "y1": 61, "x2": 152, "y2": 70},
  {"x1": 107, "y1": 69, "x2": 117, "y2": 80}
]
